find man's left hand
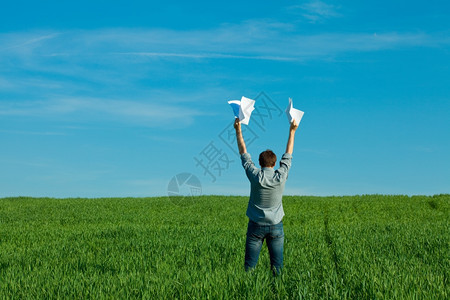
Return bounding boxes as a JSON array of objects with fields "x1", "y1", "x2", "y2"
[{"x1": 234, "y1": 118, "x2": 241, "y2": 131}]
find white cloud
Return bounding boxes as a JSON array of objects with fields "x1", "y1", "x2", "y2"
[
  {"x1": 0, "y1": 23, "x2": 447, "y2": 129},
  {"x1": 288, "y1": 1, "x2": 341, "y2": 23},
  {"x1": 118, "y1": 52, "x2": 295, "y2": 61},
  {"x1": 0, "y1": 97, "x2": 208, "y2": 127},
  {"x1": 0, "y1": 32, "x2": 59, "y2": 52},
  {"x1": 0, "y1": 129, "x2": 66, "y2": 136},
  {"x1": 0, "y1": 77, "x2": 15, "y2": 89},
  {"x1": 0, "y1": 24, "x2": 444, "y2": 65}
]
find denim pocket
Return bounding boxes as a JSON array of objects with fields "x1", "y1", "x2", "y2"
[
  {"x1": 247, "y1": 221, "x2": 265, "y2": 239},
  {"x1": 269, "y1": 224, "x2": 284, "y2": 239}
]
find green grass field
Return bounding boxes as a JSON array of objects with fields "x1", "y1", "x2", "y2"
[{"x1": 0, "y1": 195, "x2": 448, "y2": 299}]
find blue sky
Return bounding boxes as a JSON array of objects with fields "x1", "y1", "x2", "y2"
[{"x1": 1, "y1": 0, "x2": 449, "y2": 197}]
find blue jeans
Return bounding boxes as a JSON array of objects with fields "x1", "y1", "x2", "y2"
[{"x1": 245, "y1": 220, "x2": 284, "y2": 274}]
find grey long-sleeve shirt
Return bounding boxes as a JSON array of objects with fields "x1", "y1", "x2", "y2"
[{"x1": 241, "y1": 152, "x2": 292, "y2": 225}]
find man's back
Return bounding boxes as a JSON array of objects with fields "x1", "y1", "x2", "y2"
[{"x1": 241, "y1": 152, "x2": 292, "y2": 225}]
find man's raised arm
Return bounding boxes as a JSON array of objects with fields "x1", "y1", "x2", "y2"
[
  {"x1": 285, "y1": 120, "x2": 299, "y2": 154},
  {"x1": 234, "y1": 118, "x2": 247, "y2": 155}
]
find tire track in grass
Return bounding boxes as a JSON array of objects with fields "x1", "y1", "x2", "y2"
[{"x1": 323, "y1": 207, "x2": 347, "y2": 288}]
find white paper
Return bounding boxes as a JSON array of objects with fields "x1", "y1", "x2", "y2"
[
  {"x1": 228, "y1": 100, "x2": 241, "y2": 119},
  {"x1": 227, "y1": 96, "x2": 255, "y2": 125},
  {"x1": 285, "y1": 98, "x2": 304, "y2": 124}
]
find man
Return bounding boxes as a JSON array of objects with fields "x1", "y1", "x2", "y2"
[{"x1": 233, "y1": 118, "x2": 298, "y2": 275}]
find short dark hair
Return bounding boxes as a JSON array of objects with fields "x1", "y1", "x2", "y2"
[{"x1": 259, "y1": 150, "x2": 277, "y2": 168}]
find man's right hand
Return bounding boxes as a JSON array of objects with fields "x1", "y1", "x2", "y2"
[
  {"x1": 286, "y1": 120, "x2": 298, "y2": 154},
  {"x1": 290, "y1": 120, "x2": 299, "y2": 132}
]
